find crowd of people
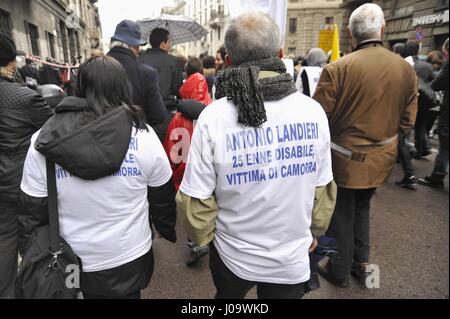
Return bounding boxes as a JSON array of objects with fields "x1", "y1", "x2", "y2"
[{"x1": 0, "y1": 2, "x2": 448, "y2": 299}]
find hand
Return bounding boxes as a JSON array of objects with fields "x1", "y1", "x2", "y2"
[{"x1": 309, "y1": 238, "x2": 318, "y2": 253}]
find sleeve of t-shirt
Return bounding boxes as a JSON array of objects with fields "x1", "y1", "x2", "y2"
[
  {"x1": 139, "y1": 127, "x2": 173, "y2": 187},
  {"x1": 179, "y1": 114, "x2": 216, "y2": 200},
  {"x1": 20, "y1": 132, "x2": 48, "y2": 198},
  {"x1": 316, "y1": 108, "x2": 334, "y2": 187}
]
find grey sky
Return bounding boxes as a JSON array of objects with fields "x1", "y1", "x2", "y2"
[{"x1": 97, "y1": 0, "x2": 174, "y2": 40}]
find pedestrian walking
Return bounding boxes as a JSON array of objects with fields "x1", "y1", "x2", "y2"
[
  {"x1": 19, "y1": 58, "x2": 39, "y2": 84},
  {"x1": 0, "y1": 34, "x2": 53, "y2": 299},
  {"x1": 313, "y1": 3, "x2": 418, "y2": 288},
  {"x1": 39, "y1": 58, "x2": 62, "y2": 86},
  {"x1": 177, "y1": 12, "x2": 337, "y2": 299},
  {"x1": 18, "y1": 57, "x2": 177, "y2": 299},
  {"x1": 404, "y1": 41, "x2": 435, "y2": 159},
  {"x1": 139, "y1": 28, "x2": 184, "y2": 114},
  {"x1": 295, "y1": 48, "x2": 327, "y2": 97},
  {"x1": 418, "y1": 39, "x2": 449, "y2": 189},
  {"x1": 107, "y1": 20, "x2": 168, "y2": 140},
  {"x1": 202, "y1": 55, "x2": 217, "y2": 96},
  {"x1": 179, "y1": 58, "x2": 212, "y2": 106},
  {"x1": 392, "y1": 43, "x2": 419, "y2": 190}
]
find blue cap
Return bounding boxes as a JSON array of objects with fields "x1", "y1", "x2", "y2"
[{"x1": 111, "y1": 20, "x2": 147, "y2": 47}]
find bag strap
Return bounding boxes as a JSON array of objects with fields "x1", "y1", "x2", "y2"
[{"x1": 46, "y1": 160, "x2": 61, "y2": 253}]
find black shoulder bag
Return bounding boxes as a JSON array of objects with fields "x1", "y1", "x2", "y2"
[{"x1": 15, "y1": 160, "x2": 82, "y2": 299}]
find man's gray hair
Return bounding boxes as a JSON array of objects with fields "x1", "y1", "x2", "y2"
[
  {"x1": 225, "y1": 12, "x2": 281, "y2": 66},
  {"x1": 349, "y1": 3, "x2": 385, "y2": 44},
  {"x1": 110, "y1": 40, "x2": 131, "y2": 50}
]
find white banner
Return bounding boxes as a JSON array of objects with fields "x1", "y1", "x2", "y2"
[{"x1": 226, "y1": 0, "x2": 288, "y2": 41}]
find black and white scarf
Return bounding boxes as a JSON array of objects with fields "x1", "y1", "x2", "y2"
[{"x1": 215, "y1": 57, "x2": 297, "y2": 128}]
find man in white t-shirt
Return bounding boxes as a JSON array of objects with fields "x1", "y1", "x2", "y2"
[{"x1": 176, "y1": 12, "x2": 337, "y2": 299}]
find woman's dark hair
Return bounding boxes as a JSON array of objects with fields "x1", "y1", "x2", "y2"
[
  {"x1": 217, "y1": 45, "x2": 227, "y2": 62},
  {"x1": 75, "y1": 56, "x2": 146, "y2": 130},
  {"x1": 202, "y1": 55, "x2": 216, "y2": 69},
  {"x1": 404, "y1": 41, "x2": 420, "y2": 57},
  {"x1": 185, "y1": 57, "x2": 203, "y2": 77},
  {"x1": 392, "y1": 43, "x2": 405, "y2": 58}
]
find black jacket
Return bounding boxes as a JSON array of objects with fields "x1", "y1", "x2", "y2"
[
  {"x1": 139, "y1": 48, "x2": 184, "y2": 112},
  {"x1": 431, "y1": 60, "x2": 449, "y2": 131},
  {"x1": 107, "y1": 47, "x2": 167, "y2": 129},
  {"x1": 18, "y1": 97, "x2": 176, "y2": 254},
  {"x1": 19, "y1": 64, "x2": 39, "y2": 83},
  {"x1": 0, "y1": 77, "x2": 53, "y2": 202},
  {"x1": 39, "y1": 65, "x2": 62, "y2": 86}
]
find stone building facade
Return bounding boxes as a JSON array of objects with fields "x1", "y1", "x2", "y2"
[
  {"x1": 341, "y1": 0, "x2": 449, "y2": 54},
  {"x1": 0, "y1": 0, "x2": 102, "y2": 64},
  {"x1": 285, "y1": 0, "x2": 344, "y2": 56}
]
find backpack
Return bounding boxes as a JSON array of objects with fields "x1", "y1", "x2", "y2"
[{"x1": 15, "y1": 160, "x2": 82, "y2": 299}]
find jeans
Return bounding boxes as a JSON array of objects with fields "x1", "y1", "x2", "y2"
[
  {"x1": 326, "y1": 187, "x2": 376, "y2": 281},
  {"x1": 432, "y1": 132, "x2": 449, "y2": 180},
  {"x1": 209, "y1": 243, "x2": 307, "y2": 299},
  {"x1": 0, "y1": 201, "x2": 19, "y2": 299},
  {"x1": 398, "y1": 130, "x2": 415, "y2": 178},
  {"x1": 415, "y1": 109, "x2": 432, "y2": 157}
]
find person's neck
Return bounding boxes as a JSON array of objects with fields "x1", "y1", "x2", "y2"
[
  {"x1": 0, "y1": 66, "x2": 15, "y2": 81},
  {"x1": 156, "y1": 47, "x2": 168, "y2": 53}
]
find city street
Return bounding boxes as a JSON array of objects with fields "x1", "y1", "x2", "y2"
[{"x1": 143, "y1": 149, "x2": 449, "y2": 299}]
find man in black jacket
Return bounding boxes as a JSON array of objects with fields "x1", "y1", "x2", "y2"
[
  {"x1": 404, "y1": 41, "x2": 435, "y2": 159},
  {"x1": 139, "y1": 28, "x2": 183, "y2": 114},
  {"x1": 0, "y1": 34, "x2": 53, "y2": 298},
  {"x1": 107, "y1": 20, "x2": 168, "y2": 140},
  {"x1": 19, "y1": 58, "x2": 39, "y2": 84},
  {"x1": 419, "y1": 39, "x2": 449, "y2": 188},
  {"x1": 39, "y1": 58, "x2": 62, "y2": 86}
]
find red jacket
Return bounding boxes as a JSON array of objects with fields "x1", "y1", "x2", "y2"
[
  {"x1": 163, "y1": 112, "x2": 194, "y2": 191},
  {"x1": 179, "y1": 73, "x2": 212, "y2": 106},
  {"x1": 163, "y1": 99, "x2": 207, "y2": 191}
]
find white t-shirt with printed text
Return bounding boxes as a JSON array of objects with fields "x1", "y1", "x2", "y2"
[
  {"x1": 21, "y1": 127, "x2": 172, "y2": 272},
  {"x1": 180, "y1": 92, "x2": 333, "y2": 284}
]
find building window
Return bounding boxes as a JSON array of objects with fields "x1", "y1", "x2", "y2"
[
  {"x1": 0, "y1": 9, "x2": 12, "y2": 38},
  {"x1": 26, "y1": 22, "x2": 40, "y2": 56},
  {"x1": 289, "y1": 18, "x2": 297, "y2": 34},
  {"x1": 59, "y1": 21, "x2": 69, "y2": 63},
  {"x1": 47, "y1": 32, "x2": 56, "y2": 59},
  {"x1": 75, "y1": 31, "x2": 81, "y2": 60},
  {"x1": 68, "y1": 29, "x2": 77, "y2": 63},
  {"x1": 288, "y1": 47, "x2": 296, "y2": 55}
]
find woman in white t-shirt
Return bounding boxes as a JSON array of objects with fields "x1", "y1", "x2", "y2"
[{"x1": 19, "y1": 57, "x2": 177, "y2": 299}]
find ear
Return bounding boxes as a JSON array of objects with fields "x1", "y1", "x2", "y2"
[
  {"x1": 278, "y1": 48, "x2": 284, "y2": 59},
  {"x1": 225, "y1": 54, "x2": 232, "y2": 67},
  {"x1": 347, "y1": 26, "x2": 352, "y2": 39}
]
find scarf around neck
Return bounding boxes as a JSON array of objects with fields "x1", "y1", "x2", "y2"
[{"x1": 215, "y1": 57, "x2": 297, "y2": 128}]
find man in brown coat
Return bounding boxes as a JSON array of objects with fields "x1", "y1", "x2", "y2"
[{"x1": 313, "y1": 3, "x2": 418, "y2": 288}]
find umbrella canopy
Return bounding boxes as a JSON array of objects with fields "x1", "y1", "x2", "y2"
[{"x1": 138, "y1": 14, "x2": 208, "y2": 46}]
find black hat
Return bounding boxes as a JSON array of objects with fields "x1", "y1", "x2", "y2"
[
  {"x1": 111, "y1": 20, "x2": 147, "y2": 47},
  {"x1": 0, "y1": 33, "x2": 17, "y2": 67}
]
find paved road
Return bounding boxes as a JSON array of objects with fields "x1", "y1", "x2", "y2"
[{"x1": 142, "y1": 150, "x2": 449, "y2": 299}]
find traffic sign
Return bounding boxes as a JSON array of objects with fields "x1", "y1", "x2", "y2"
[{"x1": 415, "y1": 28, "x2": 424, "y2": 42}]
